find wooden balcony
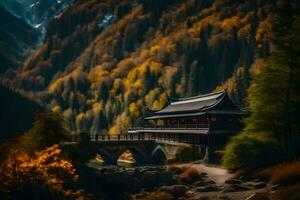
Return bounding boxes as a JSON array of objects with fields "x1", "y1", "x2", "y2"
[{"x1": 129, "y1": 123, "x2": 209, "y2": 130}]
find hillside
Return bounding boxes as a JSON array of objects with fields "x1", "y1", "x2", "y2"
[
  {"x1": 2, "y1": 0, "x2": 277, "y2": 134},
  {"x1": 0, "y1": 85, "x2": 43, "y2": 142},
  {"x1": 0, "y1": 0, "x2": 73, "y2": 29},
  {"x1": 0, "y1": 5, "x2": 39, "y2": 73}
]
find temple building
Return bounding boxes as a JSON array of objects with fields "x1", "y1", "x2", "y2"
[
  {"x1": 129, "y1": 89, "x2": 246, "y2": 160},
  {"x1": 144, "y1": 89, "x2": 244, "y2": 131}
]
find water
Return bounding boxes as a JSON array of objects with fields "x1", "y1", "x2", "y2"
[
  {"x1": 86, "y1": 159, "x2": 163, "y2": 170},
  {"x1": 86, "y1": 159, "x2": 136, "y2": 169}
]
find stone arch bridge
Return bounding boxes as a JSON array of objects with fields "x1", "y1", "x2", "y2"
[{"x1": 62, "y1": 132, "x2": 231, "y2": 165}]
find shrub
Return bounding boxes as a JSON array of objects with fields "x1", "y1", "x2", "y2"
[
  {"x1": 178, "y1": 166, "x2": 201, "y2": 184},
  {"x1": 222, "y1": 132, "x2": 280, "y2": 169},
  {"x1": 274, "y1": 184, "x2": 300, "y2": 200},
  {"x1": 270, "y1": 162, "x2": 300, "y2": 186},
  {"x1": 255, "y1": 161, "x2": 300, "y2": 186},
  {"x1": 167, "y1": 165, "x2": 201, "y2": 184},
  {"x1": 168, "y1": 145, "x2": 201, "y2": 164},
  {"x1": 0, "y1": 145, "x2": 87, "y2": 199}
]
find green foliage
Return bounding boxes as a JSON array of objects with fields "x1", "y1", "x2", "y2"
[
  {"x1": 223, "y1": 4, "x2": 300, "y2": 169},
  {"x1": 167, "y1": 145, "x2": 201, "y2": 164},
  {"x1": 17, "y1": 112, "x2": 71, "y2": 153},
  {"x1": 222, "y1": 132, "x2": 280, "y2": 169},
  {"x1": 0, "y1": 85, "x2": 42, "y2": 142}
]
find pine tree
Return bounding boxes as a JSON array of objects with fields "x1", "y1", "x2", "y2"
[
  {"x1": 223, "y1": 3, "x2": 300, "y2": 168},
  {"x1": 99, "y1": 82, "x2": 109, "y2": 103},
  {"x1": 187, "y1": 60, "x2": 199, "y2": 96}
]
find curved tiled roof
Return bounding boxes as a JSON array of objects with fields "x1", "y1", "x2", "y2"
[{"x1": 155, "y1": 90, "x2": 227, "y2": 114}]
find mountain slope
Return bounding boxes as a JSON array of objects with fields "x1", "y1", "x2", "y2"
[
  {"x1": 0, "y1": 0, "x2": 73, "y2": 29},
  {"x1": 0, "y1": 85, "x2": 43, "y2": 142},
  {"x1": 3, "y1": 0, "x2": 282, "y2": 134},
  {"x1": 0, "y1": 5, "x2": 39, "y2": 73}
]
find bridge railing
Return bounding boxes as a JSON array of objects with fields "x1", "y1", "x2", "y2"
[
  {"x1": 61, "y1": 131, "x2": 209, "y2": 145},
  {"x1": 128, "y1": 123, "x2": 209, "y2": 131}
]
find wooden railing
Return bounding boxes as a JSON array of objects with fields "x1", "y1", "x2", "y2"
[
  {"x1": 129, "y1": 123, "x2": 209, "y2": 131},
  {"x1": 61, "y1": 131, "x2": 209, "y2": 145}
]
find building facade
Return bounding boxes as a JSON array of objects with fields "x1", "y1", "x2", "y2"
[{"x1": 129, "y1": 89, "x2": 246, "y2": 161}]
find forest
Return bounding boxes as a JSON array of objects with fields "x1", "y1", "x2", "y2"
[
  {"x1": 1, "y1": 0, "x2": 273, "y2": 134},
  {"x1": 0, "y1": 0, "x2": 299, "y2": 200}
]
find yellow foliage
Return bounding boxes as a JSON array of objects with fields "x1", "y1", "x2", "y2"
[
  {"x1": 221, "y1": 16, "x2": 240, "y2": 32},
  {"x1": 149, "y1": 61, "x2": 162, "y2": 75},
  {"x1": 249, "y1": 59, "x2": 264, "y2": 75},
  {"x1": 112, "y1": 78, "x2": 123, "y2": 90},
  {"x1": 129, "y1": 102, "x2": 140, "y2": 117},
  {"x1": 127, "y1": 68, "x2": 139, "y2": 84},
  {"x1": 52, "y1": 105, "x2": 62, "y2": 113},
  {"x1": 256, "y1": 20, "x2": 270, "y2": 43},
  {"x1": 108, "y1": 126, "x2": 118, "y2": 135},
  {"x1": 134, "y1": 79, "x2": 142, "y2": 89},
  {"x1": 149, "y1": 45, "x2": 160, "y2": 55},
  {"x1": 145, "y1": 88, "x2": 160, "y2": 107},
  {"x1": 152, "y1": 93, "x2": 166, "y2": 110},
  {"x1": 109, "y1": 112, "x2": 129, "y2": 135},
  {"x1": 92, "y1": 102, "x2": 102, "y2": 113}
]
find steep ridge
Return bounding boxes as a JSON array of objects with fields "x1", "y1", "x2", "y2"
[
  {"x1": 0, "y1": 0, "x2": 73, "y2": 30},
  {"x1": 0, "y1": 85, "x2": 43, "y2": 142},
  {"x1": 3, "y1": 0, "x2": 280, "y2": 134},
  {"x1": 0, "y1": 5, "x2": 39, "y2": 73}
]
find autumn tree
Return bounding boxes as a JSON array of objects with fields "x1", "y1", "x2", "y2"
[
  {"x1": 223, "y1": 4, "x2": 300, "y2": 168},
  {"x1": 17, "y1": 112, "x2": 71, "y2": 153},
  {"x1": 0, "y1": 145, "x2": 88, "y2": 200},
  {"x1": 187, "y1": 60, "x2": 200, "y2": 96}
]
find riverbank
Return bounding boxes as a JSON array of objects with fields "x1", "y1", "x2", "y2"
[
  {"x1": 80, "y1": 160, "x2": 299, "y2": 200},
  {"x1": 131, "y1": 163, "x2": 270, "y2": 200}
]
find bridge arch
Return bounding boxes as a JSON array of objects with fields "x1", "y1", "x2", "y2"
[
  {"x1": 116, "y1": 146, "x2": 147, "y2": 164},
  {"x1": 151, "y1": 145, "x2": 167, "y2": 164},
  {"x1": 97, "y1": 148, "x2": 116, "y2": 164}
]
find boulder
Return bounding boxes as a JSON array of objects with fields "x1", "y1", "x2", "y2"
[
  {"x1": 134, "y1": 192, "x2": 147, "y2": 199},
  {"x1": 254, "y1": 182, "x2": 266, "y2": 189},
  {"x1": 168, "y1": 166, "x2": 183, "y2": 175},
  {"x1": 196, "y1": 185, "x2": 220, "y2": 192},
  {"x1": 245, "y1": 192, "x2": 269, "y2": 200},
  {"x1": 225, "y1": 179, "x2": 242, "y2": 185},
  {"x1": 228, "y1": 184, "x2": 250, "y2": 191},
  {"x1": 159, "y1": 186, "x2": 172, "y2": 193},
  {"x1": 194, "y1": 180, "x2": 206, "y2": 187},
  {"x1": 204, "y1": 179, "x2": 216, "y2": 185},
  {"x1": 271, "y1": 184, "x2": 280, "y2": 191},
  {"x1": 221, "y1": 186, "x2": 236, "y2": 193},
  {"x1": 169, "y1": 185, "x2": 188, "y2": 197},
  {"x1": 199, "y1": 172, "x2": 207, "y2": 177}
]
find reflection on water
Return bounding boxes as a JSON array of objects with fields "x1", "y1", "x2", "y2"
[
  {"x1": 87, "y1": 151, "x2": 138, "y2": 169},
  {"x1": 86, "y1": 159, "x2": 136, "y2": 169}
]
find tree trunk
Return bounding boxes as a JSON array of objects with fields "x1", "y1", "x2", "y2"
[{"x1": 284, "y1": 59, "x2": 294, "y2": 160}]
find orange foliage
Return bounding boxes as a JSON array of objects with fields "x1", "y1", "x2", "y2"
[
  {"x1": 270, "y1": 162, "x2": 300, "y2": 186},
  {"x1": 0, "y1": 145, "x2": 86, "y2": 199},
  {"x1": 221, "y1": 16, "x2": 240, "y2": 32},
  {"x1": 168, "y1": 165, "x2": 201, "y2": 183}
]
